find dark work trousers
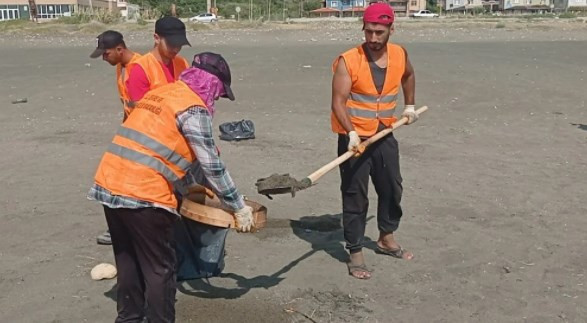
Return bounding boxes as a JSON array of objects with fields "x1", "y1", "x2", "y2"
[
  {"x1": 338, "y1": 132, "x2": 403, "y2": 254},
  {"x1": 104, "y1": 206, "x2": 177, "y2": 323}
]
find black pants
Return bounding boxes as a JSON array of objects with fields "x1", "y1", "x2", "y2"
[
  {"x1": 338, "y1": 132, "x2": 403, "y2": 253},
  {"x1": 104, "y1": 206, "x2": 177, "y2": 323}
]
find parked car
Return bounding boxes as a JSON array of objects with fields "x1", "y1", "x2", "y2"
[
  {"x1": 412, "y1": 10, "x2": 439, "y2": 18},
  {"x1": 189, "y1": 13, "x2": 218, "y2": 23}
]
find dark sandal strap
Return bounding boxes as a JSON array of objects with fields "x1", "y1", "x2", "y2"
[{"x1": 377, "y1": 245, "x2": 405, "y2": 259}]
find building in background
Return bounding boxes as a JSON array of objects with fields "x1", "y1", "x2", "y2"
[
  {"x1": 482, "y1": 0, "x2": 500, "y2": 12},
  {"x1": 0, "y1": 0, "x2": 123, "y2": 21},
  {"x1": 501, "y1": 0, "x2": 551, "y2": 14},
  {"x1": 0, "y1": 0, "x2": 74, "y2": 20},
  {"x1": 552, "y1": 0, "x2": 587, "y2": 11},
  {"x1": 389, "y1": 0, "x2": 410, "y2": 16},
  {"x1": 312, "y1": 0, "x2": 427, "y2": 17},
  {"x1": 445, "y1": 0, "x2": 484, "y2": 12}
]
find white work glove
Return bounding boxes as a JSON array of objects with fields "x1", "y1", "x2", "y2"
[
  {"x1": 347, "y1": 130, "x2": 364, "y2": 156},
  {"x1": 401, "y1": 105, "x2": 418, "y2": 125},
  {"x1": 234, "y1": 205, "x2": 254, "y2": 233}
]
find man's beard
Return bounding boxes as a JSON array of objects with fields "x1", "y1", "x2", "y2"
[{"x1": 367, "y1": 42, "x2": 385, "y2": 52}]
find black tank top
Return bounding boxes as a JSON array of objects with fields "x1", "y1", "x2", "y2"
[
  {"x1": 363, "y1": 44, "x2": 386, "y2": 94},
  {"x1": 362, "y1": 44, "x2": 389, "y2": 133}
]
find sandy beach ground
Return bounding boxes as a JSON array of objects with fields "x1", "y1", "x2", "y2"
[{"x1": 0, "y1": 18, "x2": 586, "y2": 322}]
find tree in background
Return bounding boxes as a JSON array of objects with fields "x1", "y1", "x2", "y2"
[{"x1": 426, "y1": 0, "x2": 439, "y2": 13}]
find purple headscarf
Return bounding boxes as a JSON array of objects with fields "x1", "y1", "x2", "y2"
[{"x1": 179, "y1": 67, "x2": 226, "y2": 117}]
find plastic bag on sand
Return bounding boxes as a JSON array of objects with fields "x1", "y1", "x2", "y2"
[{"x1": 219, "y1": 120, "x2": 255, "y2": 141}]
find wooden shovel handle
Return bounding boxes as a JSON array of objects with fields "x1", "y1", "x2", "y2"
[{"x1": 306, "y1": 106, "x2": 428, "y2": 184}]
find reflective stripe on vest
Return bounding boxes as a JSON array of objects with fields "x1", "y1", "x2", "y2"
[
  {"x1": 107, "y1": 143, "x2": 181, "y2": 183},
  {"x1": 350, "y1": 92, "x2": 398, "y2": 104},
  {"x1": 116, "y1": 126, "x2": 192, "y2": 171},
  {"x1": 347, "y1": 108, "x2": 396, "y2": 119}
]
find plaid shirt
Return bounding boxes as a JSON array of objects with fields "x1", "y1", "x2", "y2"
[{"x1": 87, "y1": 106, "x2": 246, "y2": 212}]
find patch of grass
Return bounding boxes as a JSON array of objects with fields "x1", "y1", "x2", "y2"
[
  {"x1": 186, "y1": 20, "x2": 266, "y2": 31},
  {"x1": 0, "y1": 19, "x2": 77, "y2": 35},
  {"x1": 0, "y1": 19, "x2": 32, "y2": 32},
  {"x1": 495, "y1": 22, "x2": 506, "y2": 28},
  {"x1": 0, "y1": 18, "x2": 155, "y2": 36},
  {"x1": 559, "y1": 12, "x2": 577, "y2": 19},
  {"x1": 521, "y1": 13, "x2": 556, "y2": 20},
  {"x1": 187, "y1": 22, "x2": 211, "y2": 31},
  {"x1": 58, "y1": 15, "x2": 89, "y2": 24}
]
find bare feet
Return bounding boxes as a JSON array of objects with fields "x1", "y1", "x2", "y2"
[
  {"x1": 347, "y1": 251, "x2": 371, "y2": 280},
  {"x1": 376, "y1": 232, "x2": 414, "y2": 260}
]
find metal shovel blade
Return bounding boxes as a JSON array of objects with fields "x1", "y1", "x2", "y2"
[{"x1": 255, "y1": 174, "x2": 311, "y2": 198}]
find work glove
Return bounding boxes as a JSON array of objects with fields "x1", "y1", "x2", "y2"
[
  {"x1": 347, "y1": 130, "x2": 364, "y2": 156},
  {"x1": 234, "y1": 205, "x2": 254, "y2": 233},
  {"x1": 401, "y1": 105, "x2": 418, "y2": 125}
]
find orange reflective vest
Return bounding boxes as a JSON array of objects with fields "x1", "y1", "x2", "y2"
[
  {"x1": 116, "y1": 52, "x2": 142, "y2": 117},
  {"x1": 134, "y1": 52, "x2": 189, "y2": 93},
  {"x1": 331, "y1": 43, "x2": 406, "y2": 137},
  {"x1": 94, "y1": 81, "x2": 206, "y2": 209}
]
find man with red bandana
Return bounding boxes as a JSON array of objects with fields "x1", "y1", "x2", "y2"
[{"x1": 330, "y1": 3, "x2": 418, "y2": 280}]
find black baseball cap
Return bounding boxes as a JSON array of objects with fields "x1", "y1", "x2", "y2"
[
  {"x1": 90, "y1": 30, "x2": 125, "y2": 58},
  {"x1": 155, "y1": 16, "x2": 191, "y2": 48},
  {"x1": 192, "y1": 52, "x2": 235, "y2": 101}
]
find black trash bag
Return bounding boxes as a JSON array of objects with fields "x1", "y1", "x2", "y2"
[{"x1": 219, "y1": 120, "x2": 255, "y2": 141}]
